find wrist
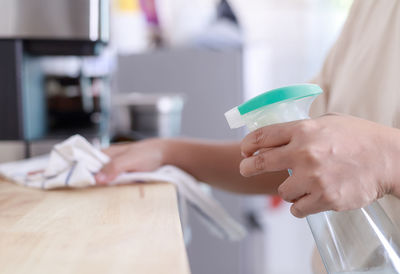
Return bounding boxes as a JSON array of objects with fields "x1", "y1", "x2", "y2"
[{"x1": 157, "y1": 138, "x2": 178, "y2": 166}]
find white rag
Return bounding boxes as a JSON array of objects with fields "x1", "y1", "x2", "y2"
[{"x1": 0, "y1": 135, "x2": 246, "y2": 241}]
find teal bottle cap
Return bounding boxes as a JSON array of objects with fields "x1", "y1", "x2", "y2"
[{"x1": 238, "y1": 84, "x2": 323, "y2": 115}]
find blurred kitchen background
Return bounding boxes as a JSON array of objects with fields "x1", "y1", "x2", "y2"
[{"x1": 0, "y1": 0, "x2": 352, "y2": 273}]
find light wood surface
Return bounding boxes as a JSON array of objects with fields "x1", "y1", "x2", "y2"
[{"x1": 0, "y1": 180, "x2": 190, "y2": 274}]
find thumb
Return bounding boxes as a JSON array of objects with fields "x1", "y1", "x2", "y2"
[
  {"x1": 95, "y1": 152, "x2": 140, "y2": 185},
  {"x1": 95, "y1": 161, "x2": 122, "y2": 185}
]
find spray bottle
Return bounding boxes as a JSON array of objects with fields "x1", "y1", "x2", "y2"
[{"x1": 225, "y1": 84, "x2": 400, "y2": 274}]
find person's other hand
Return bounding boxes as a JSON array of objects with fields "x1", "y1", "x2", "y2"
[
  {"x1": 240, "y1": 114, "x2": 400, "y2": 218},
  {"x1": 95, "y1": 139, "x2": 166, "y2": 185}
]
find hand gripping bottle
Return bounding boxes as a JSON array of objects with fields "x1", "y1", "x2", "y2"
[{"x1": 225, "y1": 84, "x2": 400, "y2": 274}]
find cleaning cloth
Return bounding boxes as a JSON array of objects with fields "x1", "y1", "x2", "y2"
[{"x1": 0, "y1": 135, "x2": 246, "y2": 241}]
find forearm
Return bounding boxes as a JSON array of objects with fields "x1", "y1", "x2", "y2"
[{"x1": 162, "y1": 139, "x2": 288, "y2": 194}]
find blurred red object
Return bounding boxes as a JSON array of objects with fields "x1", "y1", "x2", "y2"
[{"x1": 269, "y1": 195, "x2": 283, "y2": 209}]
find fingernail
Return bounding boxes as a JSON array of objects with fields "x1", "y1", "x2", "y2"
[{"x1": 239, "y1": 168, "x2": 248, "y2": 177}]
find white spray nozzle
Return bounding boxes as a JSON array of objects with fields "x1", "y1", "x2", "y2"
[{"x1": 224, "y1": 107, "x2": 245, "y2": 129}]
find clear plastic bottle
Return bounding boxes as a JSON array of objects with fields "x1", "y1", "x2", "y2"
[{"x1": 225, "y1": 84, "x2": 400, "y2": 274}]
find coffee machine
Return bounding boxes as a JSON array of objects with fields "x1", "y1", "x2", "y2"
[{"x1": 0, "y1": 0, "x2": 110, "y2": 161}]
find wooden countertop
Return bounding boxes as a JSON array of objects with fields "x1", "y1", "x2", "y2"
[{"x1": 0, "y1": 180, "x2": 190, "y2": 274}]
